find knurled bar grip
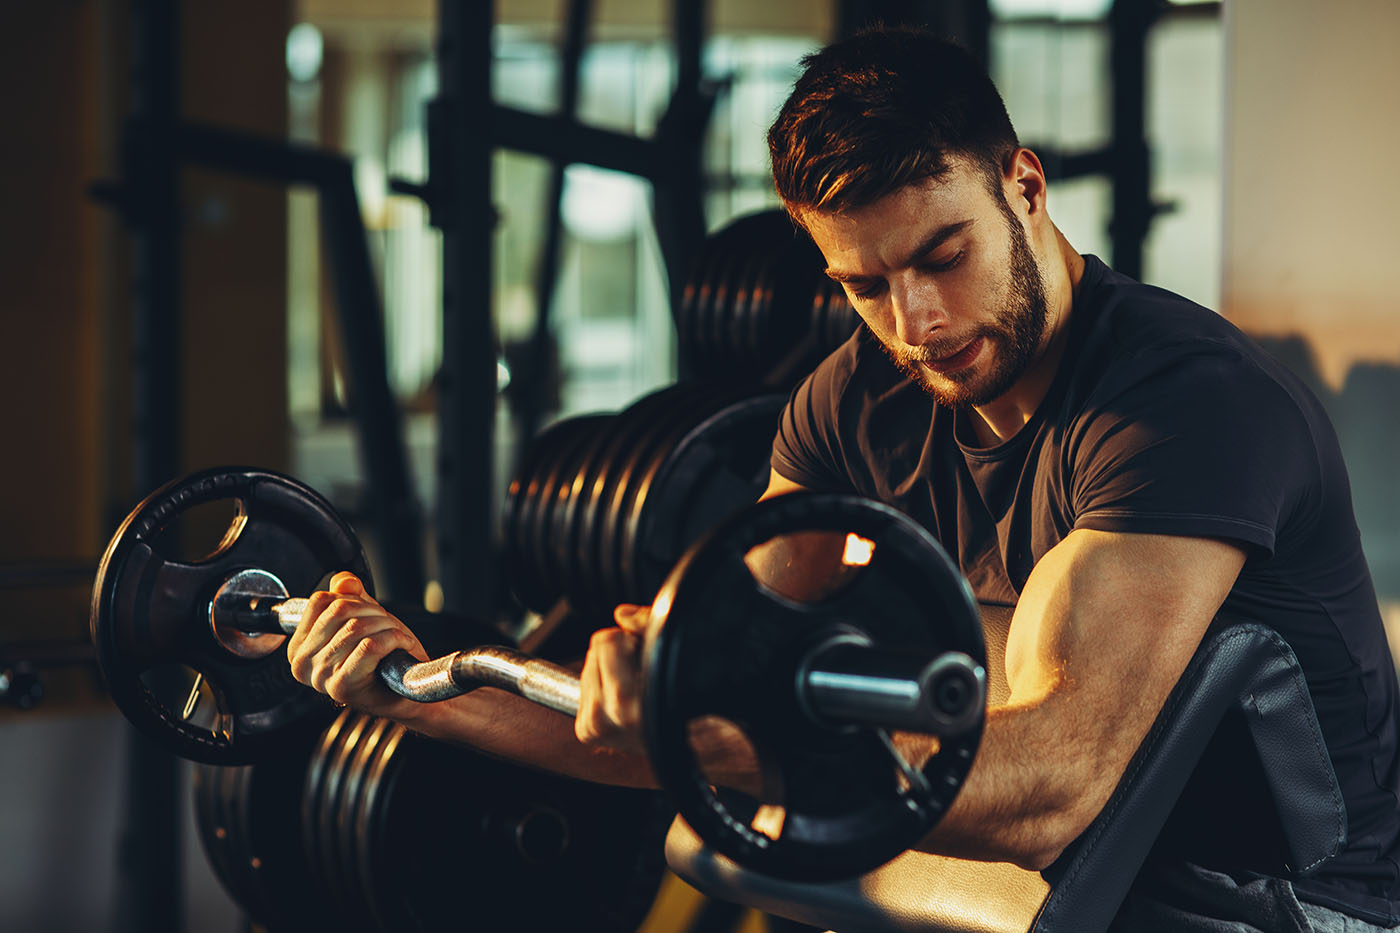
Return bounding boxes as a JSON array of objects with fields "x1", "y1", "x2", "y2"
[{"x1": 260, "y1": 599, "x2": 982, "y2": 734}]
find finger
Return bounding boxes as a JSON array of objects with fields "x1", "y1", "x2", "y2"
[
  {"x1": 575, "y1": 627, "x2": 640, "y2": 744},
  {"x1": 329, "y1": 571, "x2": 370, "y2": 598},
  {"x1": 290, "y1": 594, "x2": 387, "y2": 685},
  {"x1": 591, "y1": 626, "x2": 643, "y2": 733},
  {"x1": 286, "y1": 588, "x2": 339, "y2": 660},
  {"x1": 321, "y1": 623, "x2": 423, "y2": 703},
  {"x1": 613, "y1": 603, "x2": 651, "y2": 636},
  {"x1": 306, "y1": 609, "x2": 398, "y2": 692},
  {"x1": 575, "y1": 642, "x2": 605, "y2": 744}
]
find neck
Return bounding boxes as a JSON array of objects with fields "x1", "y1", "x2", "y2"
[{"x1": 968, "y1": 229, "x2": 1085, "y2": 446}]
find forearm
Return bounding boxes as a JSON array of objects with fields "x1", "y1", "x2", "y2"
[
  {"x1": 906, "y1": 698, "x2": 1109, "y2": 870},
  {"x1": 399, "y1": 686, "x2": 660, "y2": 789}
]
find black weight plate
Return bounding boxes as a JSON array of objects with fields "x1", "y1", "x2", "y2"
[
  {"x1": 561, "y1": 400, "x2": 667, "y2": 611},
  {"x1": 676, "y1": 238, "x2": 726, "y2": 370},
  {"x1": 711, "y1": 238, "x2": 754, "y2": 368},
  {"x1": 91, "y1": 467, "x2": 373, "y2": 765},
  {"x1": 698, "y1": 232, "x2": 748, "y2": 371},
  {"x1": 300, "y1": 707, "x2": 352, "y2": 898},
  {"x1": 644, "y1": 491, "x2": 985, "y2": 881},
  {"x1": 615, "y1": 393, "x2": 732, "y2": 602},
  {"x1": 194, "y1": 763, "x2": 253, "y2": 916},
  {"x1": 222, "y1": 762, "x2": 274, "y2": 918},
  {"x1": 500, "y1": 420, "x2": 556, "y2": 571},
  {"x1": 525, "y1": 415, "x2": 612, "y2": 613},
  {"x1": 353, "y1": 720, "x2": 412, "y2": 932},
  {"x1": 548, "y1": 421, "x2": 616, "y2": 608},
  {"x1": 357, "y1": 730, "x2": 671, "y2": 932},
  {"x1": 504, "y1": 414, "x2": 610, "y2": 614},
  {"x1": 571, "y1": 385, "x2": 698, "y2": 616},
  {"x1": 762, "y1": 226, "x2": 826, "y2": 377},
  {"x1": 702, "y1": 211, "x2": 793, "y2": 375},
  {"x1": 511, "y1": 416, "x2": 591, "y2": 611},
  {"x1": 627, "y1": 393, "x2": 784, "y2": 599},
  {"x1": 315, "y1": 711, "x2": 376, "y2": 916},
  {"x1": 728, "y1": 239, "x2": 774, "y2": 371},
  {"x1": 741, "y1": 248, "x2": 782, "y2": 371},
  {"x1": 594, "y1": 419, "x2": 679, "y2": 608},
  {"x1": 336, "y1": 716, "x2": 398, "y2": 924},
  {"x1": 596, "y1": 382, "x2": 719, "y2": 608},
  {"x1": 236, "y1": 732, "x2": 327, "y2": 930}
]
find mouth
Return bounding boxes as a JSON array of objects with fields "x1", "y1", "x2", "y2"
[{"x1": 921, "y1": 336, "x2": 985, "y2": 375}]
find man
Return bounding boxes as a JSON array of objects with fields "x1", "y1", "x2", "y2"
[{"x1": 289, "y1": 27, "x2": 1400, "y2": 930}]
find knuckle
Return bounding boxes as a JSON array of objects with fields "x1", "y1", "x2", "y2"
[
  {"x1": 341, "y1": 616, "x2": 372, "y2": 640},
  {"x1": 309, "y1": 652, "x2": 336, "y2": 684},
  {"x1": 356, "y1": 630, "x2": 393, "y2": 655},
  {"x1": 288, "y1": 654, "x2": 311, "y2": 684},
  {"x1": 575, "y1": 713, "x2": 604, "y2": 745},
  {"x1": 323, "y1": 671, "x2": 351, "y2": 705}
]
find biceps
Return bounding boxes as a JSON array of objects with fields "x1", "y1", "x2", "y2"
[{"x1": 1004, "y1": 530, "x2": 1247, "y2": 713}]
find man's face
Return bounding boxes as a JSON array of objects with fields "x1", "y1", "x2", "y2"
[{"x1": 802, "y1": 163, "x2": 1050, "y2": 410}]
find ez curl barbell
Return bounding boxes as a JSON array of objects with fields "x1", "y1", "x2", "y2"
[{"x1": 92, "y1": 467, "x2": 987, "y2": 881}]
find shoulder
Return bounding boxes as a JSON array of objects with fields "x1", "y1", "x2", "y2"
[{"x1": 1068, "y1": 258, "x2": 1319, "y2": 427}]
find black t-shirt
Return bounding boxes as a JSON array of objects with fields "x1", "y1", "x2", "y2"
[{"x1": 771, "y1": 255, "x2": 1400, "y2": 922}]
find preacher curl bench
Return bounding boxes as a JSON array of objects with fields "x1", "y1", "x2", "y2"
[{"x1": 667, "y1": 613, "x2": 1346, "y2": 932}]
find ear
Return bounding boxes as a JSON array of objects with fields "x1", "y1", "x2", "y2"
[{"x1": 1003, "y1": 147, "x2": 1048, "y2": 218}]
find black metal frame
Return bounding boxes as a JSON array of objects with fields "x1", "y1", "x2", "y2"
[
  {"x1": 420, "y1": 0, "x2": 715, "y2": 616},
  {"x1": 95, "y1": 4, "x2": 429, "y2": 929}
]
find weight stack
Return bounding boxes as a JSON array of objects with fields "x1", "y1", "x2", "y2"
[
  {"x1": 674, "y1": 209, "x2": 860, "y2": 389},
  {"x1": 501, "y1": 382, "x2": 786, "y2": 648}
]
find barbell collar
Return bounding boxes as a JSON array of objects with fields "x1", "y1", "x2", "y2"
[{"x1": 799, "y1": 635, "x2": 986, "y2": 737}]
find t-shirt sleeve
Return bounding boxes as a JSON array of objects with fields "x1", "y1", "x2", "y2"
[
  {"x1": 770, "y1": 348, "x2": 857, "y2": 491},
  {"x1": 1068, "y1": 350, "x2": 1316, "y2": 557}
]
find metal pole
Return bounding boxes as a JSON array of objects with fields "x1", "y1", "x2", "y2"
[
  {"x1": 515, "y1": 0, "x2": 594, "y2": 460},
  {"x1": 434, "y1": 0, "x2": 498, "y2": 618},
  {"x1": 118, "y1": 0, "x2": 182, "y2": 928},
  {"x1": 651, "y1": 0, "x2": 709, "y2": 314},
  {"x1": 1108, "y1": 0, "x2": 1157, "y2": 279}
]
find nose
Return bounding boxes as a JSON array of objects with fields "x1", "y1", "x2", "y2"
[{"x1": 889, "y1": 271, "x2": 947, "y2": 347}]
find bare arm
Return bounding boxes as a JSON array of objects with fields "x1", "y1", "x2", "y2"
[
  {"x1": 908, "y1": 529, "x2": 1247, "y2": 869},
  {"x1": 286, "y1": 573, "x2": 658, "y2": 786}
]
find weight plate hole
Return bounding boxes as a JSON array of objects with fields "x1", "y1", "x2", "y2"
[
  {"x1": 139, "y1": 662, "x2": 232, "y2": 742},
  {"x1": 744, "y1": 530, "x2": 872, "y2": 605},
  {"x1": 149, "y1": 497, "x2": 248, "y2": 563}
]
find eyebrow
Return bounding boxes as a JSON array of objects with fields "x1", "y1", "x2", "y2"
[{"x1": 824, "y1": 219, "x2": 974, "y2": 283}]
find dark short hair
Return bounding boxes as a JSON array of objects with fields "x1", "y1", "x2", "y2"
[{"x1": 768, "y1": 27, "x2": 1019, "y2": 219}]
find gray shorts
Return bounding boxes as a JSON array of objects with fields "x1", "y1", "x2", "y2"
[{"x1": 1111, "y1": 863, "x2": 1398, "y2": 932}]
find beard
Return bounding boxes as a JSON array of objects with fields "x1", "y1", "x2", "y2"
[{"x1": 877, "y1": 205, "x2": 1049, "y2": 410}]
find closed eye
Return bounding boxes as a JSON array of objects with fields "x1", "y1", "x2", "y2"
[
  {"x1": 847, "y1": 280, "x2": 885, "y2": 300},
  {"x1": 923, "y1": 250, "x2": 965, "y2": 274}
]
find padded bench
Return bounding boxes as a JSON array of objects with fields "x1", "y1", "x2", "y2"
[{"x1": 666, "y1": 619, "x2": 1345, "y2": 932}]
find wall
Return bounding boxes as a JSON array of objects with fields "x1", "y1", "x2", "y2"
[
  {"x1": 0, "y1": 1, "x2": 290, "y2": 928},
  {"x1": 1223, "y1": 0, "x2": 1400, "y2": 606}
]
